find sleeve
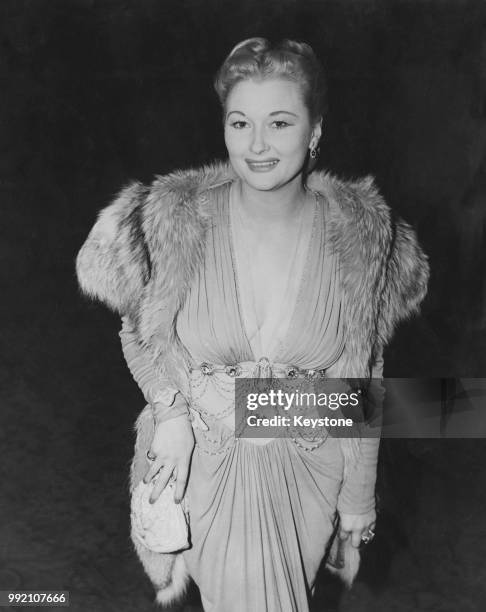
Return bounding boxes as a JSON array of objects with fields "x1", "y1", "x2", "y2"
[
  {"x1": 119, "y1": 315, "x2": 190, "y2": 423},
  {"x1": 336, "y1": 347, "x2": 384, "y2": 516}
]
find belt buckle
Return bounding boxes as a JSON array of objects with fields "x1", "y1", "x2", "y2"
[
  {"x1": 225, "y1": 364, "x2": 241, "y2": 377},
  {"x1": 286, "y1": 366, "x2": 298, "y2": 378},
  {"x1": 200, "y1": 362, "x2": 214, "y2": 375}
]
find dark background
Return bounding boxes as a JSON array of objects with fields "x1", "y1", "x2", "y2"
[{"x1": 1, "y1": 0, "x2": 485, "y2": 611}]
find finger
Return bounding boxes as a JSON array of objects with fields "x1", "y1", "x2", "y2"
[
  {"x1": 174, "y1": 461, "x2": 190, "y2": 504},
  {"x1": 149, "y1": 464, "x2": 174, "y2": 503},
  {"x1": 351, "y1": 530, "x2": 363, "y2": 548},
  {"x1": 339, "y1": 529, "x2": 350, "y2": 541},
  {"x1": 143, "y1": 456, "x2": 164, "y2": 484}
]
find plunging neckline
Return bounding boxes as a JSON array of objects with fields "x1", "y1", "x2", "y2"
[{"x1": 227, "y1": 180, "x2": 320, "y2": 361}]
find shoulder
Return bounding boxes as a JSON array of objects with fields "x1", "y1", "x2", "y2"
[
  {"x1": 308, "y1": 168, "x2": 430, "y2": 333},
  {"x1": 94, "y1": 160, "x2": 234, "y2": 235},
  {"x1": 76, "y1": 160, "x2": 234, "y2": 314},
  {"x1": 140, "y1": 160, "x2": 235, "y2": 251},
  {"x1": 308, "y1": 168, "x2": 427, "y2": 268},
  {"x1": 81, "y1": 160, "x2": 234, "y2": 251},
  {"x1": 307, "y1": 169, "x2": 391, "y2": 243},
  {"x1": 76, "y1": 180, "x2": 151, "y2": 316},
  {"x1": 147, "y1": 160, "x2": 235, "y2": 206},
  {"x1": 308, "y1": 169, "x2": 396, "y2": 291}
]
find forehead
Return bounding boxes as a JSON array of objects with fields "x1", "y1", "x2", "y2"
[{"x1": 225, "y1": 78, "x2": 307, "y2": 116}]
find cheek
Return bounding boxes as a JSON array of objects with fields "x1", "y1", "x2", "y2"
[
  {"x1": 280, "y1": 135, "x2": 311, "y2": 160},
  {"x1": 224, "y1": 129, "x2": 244, "y2": 157},
  {"x1": 276, "y1": 126, "x2": 311, "y2": 152}
]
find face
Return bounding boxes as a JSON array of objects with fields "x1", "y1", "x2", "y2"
[{"x1": 224, "y1": 78, "x2": 322, "y2": 192}]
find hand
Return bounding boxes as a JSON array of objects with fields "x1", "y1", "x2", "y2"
[
  {"x1": 144, "y1": 414, "x2": 195, "y2": 505},
  {"x1": 338, "y1": 509, "x2": 376, "y2": 548}
]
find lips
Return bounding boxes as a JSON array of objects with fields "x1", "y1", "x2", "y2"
[{"x1": 245, "y1": 159, "x2": 279, "y2": 172}]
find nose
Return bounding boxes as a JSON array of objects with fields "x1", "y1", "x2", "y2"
[{"x1": 249, "y1": 126, "x2": 269, "y2": 155}]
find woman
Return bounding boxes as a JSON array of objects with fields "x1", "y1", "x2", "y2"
[{"x1": 76, "y1": 38, "x2": 429, "y2": 611}]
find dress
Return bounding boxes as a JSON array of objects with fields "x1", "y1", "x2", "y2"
[
  {"x1": 77, "y1": 160, "x2": 428, "y2": 608},
  {"x1": 176, "y1": 181, "x2": 350, "y2": 611}
]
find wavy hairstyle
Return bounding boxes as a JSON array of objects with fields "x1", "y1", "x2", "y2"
[{"x1": 214, "y1": 37, "x2": 327, "y2": 124}]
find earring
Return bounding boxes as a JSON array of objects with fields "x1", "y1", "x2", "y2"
[{"x1": 310, "y1": 146, "x2": 319, "y2": 160}]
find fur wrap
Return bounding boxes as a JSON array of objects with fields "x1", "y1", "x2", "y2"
[{"x1": 76, "y1": 160, "x2": 429, "y2": 606}]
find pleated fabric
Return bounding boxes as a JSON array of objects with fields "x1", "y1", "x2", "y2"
[{"x1": 176, "y1": 180, "x2": 346, "y2": 612}]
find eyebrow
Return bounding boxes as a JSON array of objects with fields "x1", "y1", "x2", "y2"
[
  {"x1": 226, "y1": 110, "x2": 299, "y2": 119},
  {"x1": 269, "y1": 111, "x2": 298, "y2": 117}
]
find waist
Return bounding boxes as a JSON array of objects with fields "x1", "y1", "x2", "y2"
[{"x1": 189, "y1": 356, "x2": 328, "y2": 380}]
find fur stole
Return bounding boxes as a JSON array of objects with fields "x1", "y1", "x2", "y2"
[{"x1": 76, "y1": 160, "x2": 429, "y2": 605}]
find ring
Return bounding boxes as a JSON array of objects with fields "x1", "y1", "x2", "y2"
[
  {"x1": 361, "y1": 528, "x2": 375, "y2": 545},
  {"x1": 146, "y1": 450, "x2": 156, "y2": 461}
]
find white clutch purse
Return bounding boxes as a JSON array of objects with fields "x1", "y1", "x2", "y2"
[{"x1": 130, "y1": 474, "x2": 190, "y2": 554}]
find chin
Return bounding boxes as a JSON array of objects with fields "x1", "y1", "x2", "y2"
[{"x1": 244, "y1": 176, "x2": 283, "y2": 191}]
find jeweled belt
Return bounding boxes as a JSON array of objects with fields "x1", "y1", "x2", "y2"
[
  {"x1": 189, "y1": 356, "x2": 327, "y2": 380},
  {"x1": 188, "y1": 356, "x2": 331, "y2": 452}
]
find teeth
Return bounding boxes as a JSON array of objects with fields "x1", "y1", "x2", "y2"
[{"x1": 249, "y1": 161, "x2": 278, "y2": 166}]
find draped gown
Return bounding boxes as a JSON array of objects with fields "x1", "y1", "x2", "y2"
[{"x1": 175, "y1": 180, "x2": 351, "y2": 612}]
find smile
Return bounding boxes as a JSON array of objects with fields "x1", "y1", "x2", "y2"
[{"x1": 245, "y1": 159, "x2": 279, "y2": 172}]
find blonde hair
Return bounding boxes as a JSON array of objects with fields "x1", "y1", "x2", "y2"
[{"x1": 214, "y1": 37, "x2": 327, "y2": 123}]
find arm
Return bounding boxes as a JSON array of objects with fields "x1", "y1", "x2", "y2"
[
  {"x1": 337, "y1": 209, "x2": 429, "y2": 513},
  {"x1": 119, "y1": 315, "x2": 190, "y2": 423},
  {"x1": 77, "y1": 184, "x2": 189, "y2": 423},
  {"x1": 77, "y1": 183, "x2": 194, "y2": 504},
  {"x1": 336, "y1": 438, "x2": 380, "y2": 516},
  {"x1": 121, "y1": 314, "x2": 195, "y2": 504},
  {"x1": 337, "y1": 348, "x2": 384, "y2": 517}
]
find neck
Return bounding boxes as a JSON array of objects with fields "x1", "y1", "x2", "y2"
[{"x1": 235, "y1": 173, "x2": 309, "y2": 225}]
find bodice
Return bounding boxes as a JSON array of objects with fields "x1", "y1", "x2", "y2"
[{"x1": 175, "y1": 180, "x2": 345, "y2": 452}]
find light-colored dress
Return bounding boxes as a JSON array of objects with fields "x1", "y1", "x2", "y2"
[{"x1": 176, "y1": 180, "x2": 349, "y2": 611}]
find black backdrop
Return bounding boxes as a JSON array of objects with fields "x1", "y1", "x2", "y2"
[{"x1": 2, "y1": 1, "x2": 486, "y2": 611}]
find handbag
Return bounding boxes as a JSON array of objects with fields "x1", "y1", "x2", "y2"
[
  {"x1": 325, "y1": 518, "x2": 361, "y2": 587},
  {"x1": 130, "y1": 466, "x2": 190, "y2": 554}
]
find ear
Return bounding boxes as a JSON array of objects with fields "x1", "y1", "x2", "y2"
[{"x1": 310, "y1": 117, "x2": 323, "y2": 149}]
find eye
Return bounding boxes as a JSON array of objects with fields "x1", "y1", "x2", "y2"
[
  {"x1": 230, "y1": 120, "x2": 249, "y2": 129},
  {"x1": 271, "y1": 120, "x2": 291, "y2": 129}
]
